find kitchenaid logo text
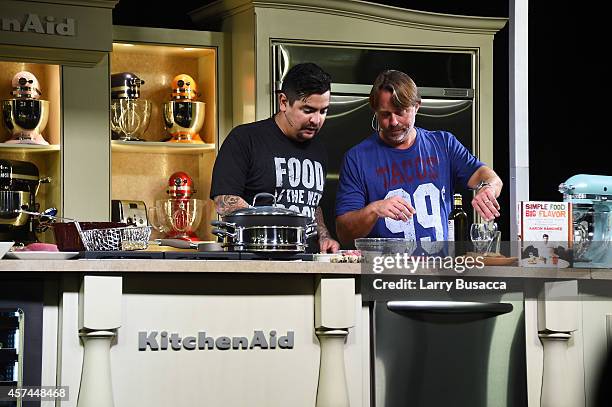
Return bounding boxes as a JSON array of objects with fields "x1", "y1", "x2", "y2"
[
  {"x1": 138, "y1": 330, "x2": 294, "y2": 351},
  {"x1": 1, "y1": 13, "x2": 76, "y2": 36}
]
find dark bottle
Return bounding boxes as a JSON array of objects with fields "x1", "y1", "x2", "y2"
[{"x1": 448, "y1": 193, "x2": 468, "y2": 255}]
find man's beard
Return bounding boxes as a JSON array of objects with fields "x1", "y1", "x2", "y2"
[{"x1": 381, "y1": 126, "x2": 410, "y2": 145}]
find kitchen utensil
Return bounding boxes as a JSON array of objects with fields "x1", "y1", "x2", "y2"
[
  {"x1": 110, "y1": 99, "x2": 151, "y2": 141},
  {"x1": 3, "y1": 71, "x2": 49, "y2": 145},
  {"x1": 354, "y1": 238, "x2": 418, "y2": 264},
  {"x1": 486, "y1": 231, "x2": 501, "y2": 254},
  {"x1": 149, "y1": 198, "x2": 204, "y2": 241},
  {"x1": 163, "y1": 74, "x2": 205, "y2": 143},
  {"x1": 560, "y1": 174, "x2": 612, "y2": 267},
  {"x1": 17, "y1": 209, "x2": 151, "y2": 251},
  {"x1": 110, "y1": 72, "x2": 150, "y2": 141},
  {"x1": 111, "y1": 200, "x2": 148, "y2": 227},
  {"x1": 211, "y1": 193, "x2": 317, "y2": 252},
  {"x1": 53, "y1": 222, "x2": 127, "y2": 251},
  {"x1": 0, "y1": 160, "x2": 51, "y2": 243},
  {"x1": 79, "y1": 225, "x2": 152, "y2": 251},
  {"x1": 155, "y1": 239, "x2": 223, "y2": 251},
  {"x1": 470, "y1": 222, "x2": 497, "y2": 254},
  {"x1": 354, "y1": 238, "x2": 418, "y2": 255}
]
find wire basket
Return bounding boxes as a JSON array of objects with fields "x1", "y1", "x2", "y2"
[{"x1": 75, "y1": 222, "x2": 152, "y2": 251}]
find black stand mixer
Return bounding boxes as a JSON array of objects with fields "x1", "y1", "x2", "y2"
[{"x1": 0, "y1": 159, "x2": 50, "y2": 243}]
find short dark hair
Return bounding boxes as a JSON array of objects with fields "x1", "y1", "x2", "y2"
[{"x1": 280, "y1": 63, "x2": 331, "y2": 104}]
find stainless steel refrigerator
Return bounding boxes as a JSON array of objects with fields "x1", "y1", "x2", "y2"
[{"x1": 272, "y1": 43, "x2": 477, "y2": 243}]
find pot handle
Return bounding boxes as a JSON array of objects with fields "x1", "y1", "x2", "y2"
[
  {"x1": 305, "y1": 222, "x2": 318, "y2": 238},
  {"x1": 212, "y1": 228, "x2": 236, "y2": 238},
  {"x1": 252, "y1": 192, "x2": 277, "y2": 207},
  {"x1": 211, "y1": 220, "x2": 236, "y2": 229}
]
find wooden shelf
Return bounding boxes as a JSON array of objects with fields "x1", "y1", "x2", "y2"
[
  {"x1": 0, "y1": 144, "x2": 60, "y2": 154},
  {"x1": 111, "y1": 140, "x2": 215, "y2": 154}
]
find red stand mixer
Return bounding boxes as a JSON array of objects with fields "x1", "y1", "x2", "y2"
[{"x1": 150, "y1": 172, "x2": 204, "y2": 241}]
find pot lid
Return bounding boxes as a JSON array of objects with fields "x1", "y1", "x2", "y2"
[
  {"x1": 225, "y1": 192, "x2": 309, "y2": 218},
  {"x1": 227, "y1": 205, "x2": 308, "y2": 217}
]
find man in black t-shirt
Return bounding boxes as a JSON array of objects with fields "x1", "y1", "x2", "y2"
[{"x1": 210, "y1": 63, "x2": 340, "y2": 253}]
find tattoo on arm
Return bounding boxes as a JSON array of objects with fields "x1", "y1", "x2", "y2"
[
  {"x1": 214, "y1": 195, "x2": 249, "y2": 216},
  {"x1": 315, "y1": 207, "x2": 330, "y2": 240}
]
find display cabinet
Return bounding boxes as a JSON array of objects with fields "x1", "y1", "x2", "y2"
[
  {"x1": 0, "y1": 0, "x2": 117, "y2": 243},
  {"x1": 110, "y1": 26, "x2": 229, "y2": 240},
  {"x1": 0, "y1": 62, "x2": 62, "y2": 243}
]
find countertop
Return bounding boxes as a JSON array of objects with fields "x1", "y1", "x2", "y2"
[{"x1": 1, "y1": 258, "x2": 611, "y2": 279}]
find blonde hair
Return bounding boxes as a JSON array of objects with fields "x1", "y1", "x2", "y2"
[{"x1": 369, "y1": 70, "x2": 421, "y2": 111}]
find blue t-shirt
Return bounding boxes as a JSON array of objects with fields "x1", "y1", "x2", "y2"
[{"x1": 336, "y1": 128, "x2": 483, "y2": 242}]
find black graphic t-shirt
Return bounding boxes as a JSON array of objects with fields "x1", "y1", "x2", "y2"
[{"x1": 210, "y1": 118, "x2": 328, "y2": 219}]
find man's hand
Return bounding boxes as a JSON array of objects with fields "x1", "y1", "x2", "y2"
[
  {"x1": 315, "y1": 207, "x2": 339, "y2": 253},
  {"x1": 369, "y1": 195, "x2": 416, "y2": 221},
  {"x1": 467, "y1": 166, "x2": 503, "y2": 222},
  {"x1": 319, "y1": 237, "x2": 340, "y2": 253},
  {"x1": 472, "y1": 186, "x2": 500, "y2": 221}
]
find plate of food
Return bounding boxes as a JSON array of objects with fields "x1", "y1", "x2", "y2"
[
  {"x1": 4, "y1": 251, "x2": 79, "y2": 260},
  {"x1": 520, "y1": 256, "x2": 570, "y2": 268},
  {"x1": 4, "y1": 242, "x2": 79, "y2": 260},
  {"x1": 313, "y1": 250, "x2": 362, "y2": 263}
]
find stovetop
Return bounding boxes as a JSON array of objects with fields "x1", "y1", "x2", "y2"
[
  {"x1": 79, "y1": 251, "x2": 165, "y2": 259},
  {"x1": 79, "y1": 251, "x2": 314, "y2": 261}
]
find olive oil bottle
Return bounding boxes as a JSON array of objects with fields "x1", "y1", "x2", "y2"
[{"x1": 448, "y1": 193, "x2": 468, "y2": 255}]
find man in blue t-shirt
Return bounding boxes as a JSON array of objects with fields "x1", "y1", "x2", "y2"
[{"x1": 335, "y1": 70, "x2": 503, "y2": 248}]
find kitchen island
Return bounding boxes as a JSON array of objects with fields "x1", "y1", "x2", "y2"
[
  {"x1": 0, "y1": 258, "x2": 609, "y2": 277},
  {"x1": 1, "y1": 260, "x2": 611, "y2": 407}
]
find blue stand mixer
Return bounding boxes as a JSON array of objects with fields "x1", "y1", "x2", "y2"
[{"x1": 559, "y1": 174, "x2": 612, "y2": 268}]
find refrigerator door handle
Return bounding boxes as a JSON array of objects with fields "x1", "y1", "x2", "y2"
[
  {"x1": 387, "y1": 301, "x2": 513, "y2": 316},
  {"x1": 272, "y1": 44, "x2": 288, "y2": 92}
]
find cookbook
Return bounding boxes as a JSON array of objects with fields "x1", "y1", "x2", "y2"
[{"x1": 518, "y1": 201, "x2": 573, "y2": 267}]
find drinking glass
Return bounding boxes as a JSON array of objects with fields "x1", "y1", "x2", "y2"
[{"x1": 470, "y1": 222, "x2": 498, "y2": 254}]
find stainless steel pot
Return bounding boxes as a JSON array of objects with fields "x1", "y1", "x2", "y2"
[{"x1": 211, "y1": 193, "x2": 317, "y2": 252}]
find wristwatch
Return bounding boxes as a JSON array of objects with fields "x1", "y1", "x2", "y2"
[{"x1": 473, "y1": 180, "x2": 493, "y2": 192}]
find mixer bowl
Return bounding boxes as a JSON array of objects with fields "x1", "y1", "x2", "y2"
[
  {"x1": 163, "y1": 100, "x2": 205, "y2": 143},
  {"x1": 149, "y1": 199, "x2": 204, "y2": 239},
  {"x1": 0, "y1": 191, "x2": 32, "y2": 226},
  {"x1": 110, "y1": 98, "x2": 151, "y2": 141},
  {"x1": 573, "y1": 205, "x2": 612, "y2": 263},
  {"x1": 355, "y1": 238, "x2": 419, "y2": 263},
  {"x1": 2, "y1": 99, "x2": 49, "y2": 144}
]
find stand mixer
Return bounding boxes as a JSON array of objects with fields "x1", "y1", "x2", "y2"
[
  {"x1": 149, "y1": 172, "x2": 204, "y2": 241},
  {"x1": 0, "y1": 159, "x2": 51, "y2": 243},
  {"x1": 559, "y1": 174, "x2": 612, "y2": 267},
  {"x1": 110, "y1": 72, "x2": 151, "y2": 141},
  {"x1": 163, "y1": 74, "x2": 205, "y2": 143},
  {"x1": 2, "y1": 71, "x2": 50, "y2": 145}
]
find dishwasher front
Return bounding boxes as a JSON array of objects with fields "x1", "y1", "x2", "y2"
[{"x1": 372, "y1": 294, "x2": 527, "y2": 407}]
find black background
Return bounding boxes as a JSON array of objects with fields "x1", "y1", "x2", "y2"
[{"x1": 113, "y1": 0, "x2": 606, "y2": 239}]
